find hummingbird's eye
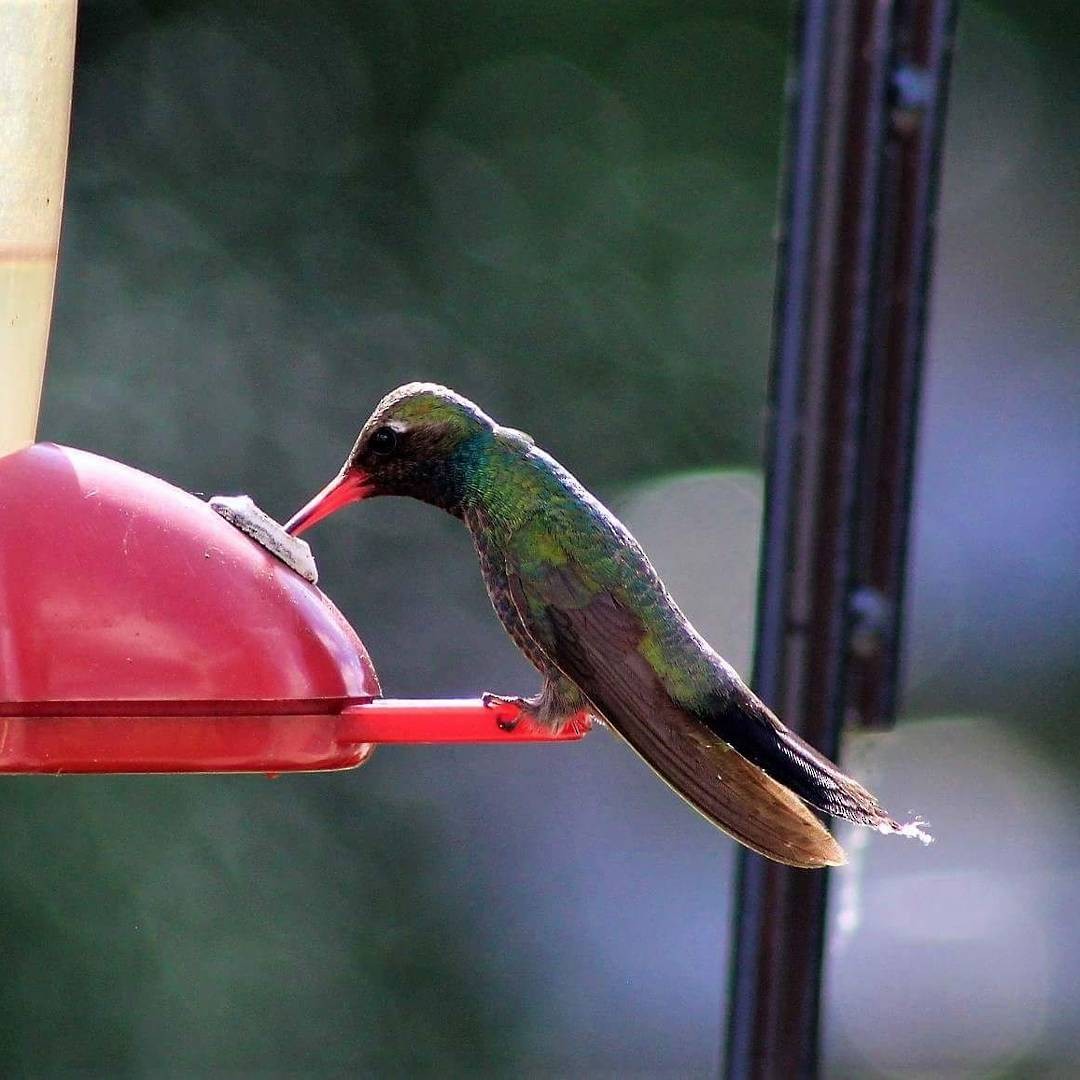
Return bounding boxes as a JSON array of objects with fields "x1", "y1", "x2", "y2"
[{"x1": 369, "y1": 426, "x2": 398, "y2": 456}]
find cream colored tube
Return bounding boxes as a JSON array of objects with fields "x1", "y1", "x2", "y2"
[{"x1": 0, "y1": 0, "x2": 77, "y2": 456}]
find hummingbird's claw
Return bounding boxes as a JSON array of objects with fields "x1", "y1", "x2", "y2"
[
  {"x1": 482, "y1": 691, "x2": 531, "y2": 731},
  {"x1": 483, "y1": 686, "x2": 592, "y2": 735}
]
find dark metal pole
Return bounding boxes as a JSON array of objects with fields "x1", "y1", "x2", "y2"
[{"x1": 723, "y1": 3, "x2": 957, "y2": 1078}]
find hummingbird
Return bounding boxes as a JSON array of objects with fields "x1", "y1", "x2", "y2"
[{"x1": 285, "y1": 383, "x2": 928, "y2": 868}]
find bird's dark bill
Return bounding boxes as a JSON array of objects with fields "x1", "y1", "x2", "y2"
[{"x1": 284, "y1": 468, "x2": 372, "y2": 535}]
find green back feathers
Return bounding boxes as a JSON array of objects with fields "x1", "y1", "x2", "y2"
[{"x1": 470, "y1": 428, "x2": 719, "y2": 706}]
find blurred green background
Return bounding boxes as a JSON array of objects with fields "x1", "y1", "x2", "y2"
[{"x1": 5, "y1": 0, "x2": 1078, "y2": 1075}]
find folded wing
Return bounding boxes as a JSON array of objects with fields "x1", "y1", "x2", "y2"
[{"x1": 504, "y1": 560, "x2": 846, "y2": 869}]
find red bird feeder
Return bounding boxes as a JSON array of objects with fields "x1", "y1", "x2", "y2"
[{"x1": 0, "y1": 443, "x2": 584, "y2": 775}]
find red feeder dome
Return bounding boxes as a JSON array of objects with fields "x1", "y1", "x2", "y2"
[{"x1": 0, "y1": 443, "x2": 583, "y2": 774}]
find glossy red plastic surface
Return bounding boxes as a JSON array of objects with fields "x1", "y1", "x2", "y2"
[
  {"x1": 0, "y1": 443, "x2": 378, "y2": 707},
  {"x1": 0, "y1": 444, "x2": 584, "y2": 774},
  {"x1": 0, "y1": 714, "x2": 376, "y2": 774},
  {"x1": 0, "y1": 442, "x2": 378, "y2": 773}
]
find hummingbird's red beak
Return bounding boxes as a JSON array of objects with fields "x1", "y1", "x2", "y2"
[{"x1": 284, "y1": 467, "x2": 373, "y2": 536}]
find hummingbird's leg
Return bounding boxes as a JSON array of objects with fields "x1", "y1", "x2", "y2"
[
  {"x1": 483, "y1": 676, "x2": 592, "y2": 733},
  {"x1": 467, "y1": 513, "x2": 593, "y2": 732}
]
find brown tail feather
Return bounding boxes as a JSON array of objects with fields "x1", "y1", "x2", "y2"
[
  {"x1": 700, "y1": 682, "x2": 903, "y2": 832},
  {"x1": 607, "y1": 703, "x2": 846, "y2": 868}
]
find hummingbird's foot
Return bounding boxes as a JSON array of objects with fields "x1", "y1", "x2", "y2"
[
  {"x1": 481, "y1": 691, "x2": 538, "y2": 731},
  {"x1": 483, "y1": 681, "x2": 593, "y2": 735}
]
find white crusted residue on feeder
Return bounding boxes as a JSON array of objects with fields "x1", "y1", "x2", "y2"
[{"x1": 210, "y1": 495, "x2": 318, "y2": 584}]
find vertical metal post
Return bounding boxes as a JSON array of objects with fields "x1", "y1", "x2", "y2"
[{"x1": 723, "y1": 2, "x2": 956, "y2": 1078}]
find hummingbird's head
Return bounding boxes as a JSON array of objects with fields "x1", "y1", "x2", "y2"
[{"x1": 285, "y1": 383, "x2": 496, "y2": 534}]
